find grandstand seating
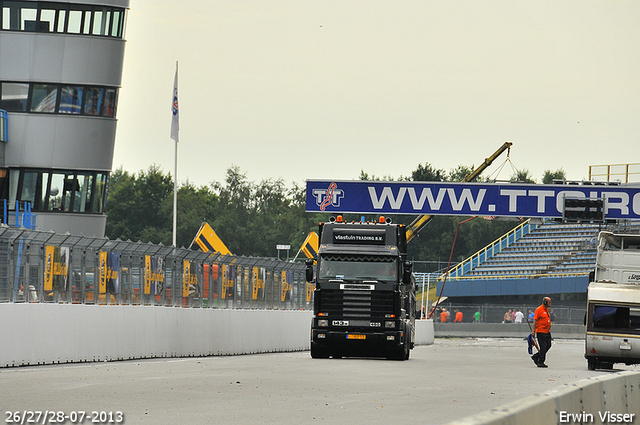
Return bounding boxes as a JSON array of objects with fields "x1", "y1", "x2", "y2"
[{"x1": 457, "y1": 221, "x2": 602, "y2": 279}]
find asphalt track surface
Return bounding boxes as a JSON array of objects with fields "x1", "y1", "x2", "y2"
[{"x1": 2, "y1": 338, "x2": 638, "y2": 425}]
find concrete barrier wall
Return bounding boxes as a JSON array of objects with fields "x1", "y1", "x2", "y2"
[
  {"x1": 0, "y1": 304, "x2": 435, "y2": 367},
  {"x1": 0, "y1": 304, "x2": 313, "y2": 367},
  {"x1": 416, "y1": 319, "x2": 435, "y2": 345},
  {"x1": 435, "y1": 323, "x2": 585, "y2": 339},
  {"x1": 447, "y1": 371, "x2": 640, "y2": 425}
]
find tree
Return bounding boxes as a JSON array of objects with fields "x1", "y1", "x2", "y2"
[
  {"x1": 411, "y1": 163, "x2": 447, "y2": 182},
  {"x1": 542, "y1": 169, "x2": 566, "y2": 185},
  {"x1": 510, "y1": 169, "x2": 536, "y2": 184},
  {"x1": 105, "y1": 167, "x2": 136, "y2": 241},
  {"x1": 449, "y1": 164, "x2": 476, "y2": 182},
  {"x1": 105, "y1": 163, "x2": 525, "y2": 265}
]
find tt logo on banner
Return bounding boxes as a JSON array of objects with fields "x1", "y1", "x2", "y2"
[{"x1": 312, "y1": 182, "x2": 344, "y2": 210}]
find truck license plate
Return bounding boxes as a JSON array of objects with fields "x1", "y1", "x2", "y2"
[{"x1": 347, "y1": 334, "x2": 366, "y2": 340}]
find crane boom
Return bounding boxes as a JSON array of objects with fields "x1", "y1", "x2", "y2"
[{"x1": 405, "y1": 141, "x2": 513, "y2": 242}]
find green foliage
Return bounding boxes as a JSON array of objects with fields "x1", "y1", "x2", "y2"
[
  {"x1": 510, "y1": 169, "x2": 537, "y2": 184},
  {"x1": 105, "y1": 163, "x2": 565, "y2": 264},
  {"x1": 106, "y1": 165, "x2": 319, "y2": 257},
  {"x1": 411, "y1": 163, "x2": 447, "y2": 182},
  {"x1": 542, "y1": 169, "x2": 566, "y2": 184}
]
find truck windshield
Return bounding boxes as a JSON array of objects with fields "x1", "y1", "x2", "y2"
[{"x1": 318, "y1": 254, "x2": 397, "y2": 281}]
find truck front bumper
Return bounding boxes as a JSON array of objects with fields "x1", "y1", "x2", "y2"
[{"x1": 311, "y1": 328, "x2": 405, "y2": 355}]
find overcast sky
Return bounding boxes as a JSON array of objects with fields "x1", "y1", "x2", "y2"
[{"x1": 113, "y1": 1, "x2": 640, "y2": 188}]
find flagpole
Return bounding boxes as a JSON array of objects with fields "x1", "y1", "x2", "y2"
[
  {"x1": 171, "y1": 61, "x2": 179, "y2": 247},
  {"x1": 173, "y1": 132, "x2": 177, "y2": 247}
]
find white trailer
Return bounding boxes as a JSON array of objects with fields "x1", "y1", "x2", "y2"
[{"x1": 585, "y1": 232, "x2": 640, "y2": 370}]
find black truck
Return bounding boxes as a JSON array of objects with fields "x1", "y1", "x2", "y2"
[{"x1": 307, "y1": 215, "x2": 415, "y2": 360}]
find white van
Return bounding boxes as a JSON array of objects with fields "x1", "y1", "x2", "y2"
[{"x1": 585, "y1": 232, "x2": 640, "y2": 370}]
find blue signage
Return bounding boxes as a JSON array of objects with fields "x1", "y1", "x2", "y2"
[
  {"x1": 306, "y1": 180, "x2": 640, "y2": 220},
  {"x1": 0, "y1": 109, "x2": 8, "y2": 143}
]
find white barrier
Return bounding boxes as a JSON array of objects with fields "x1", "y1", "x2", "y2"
[
  {"x1": 0, "y1": 304, "x2": 313, "y2": 367},
  {"x1": 446, "y1": 371, "x2": 640, "y2": 425},
  {"x1": 416, "y1": 319, "x2": 435, "y2": 345},
  {"x1": 0, "y1": 304, "x2": 435, "y2": 367}
]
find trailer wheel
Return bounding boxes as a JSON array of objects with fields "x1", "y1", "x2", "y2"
[{"x1": 587, "y1": 358, "x2": 597, "y2": 370}]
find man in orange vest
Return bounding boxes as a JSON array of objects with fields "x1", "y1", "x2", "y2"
[
  {"x1": 440, "y1": 308, "x2": 449, "y2": 323},
  {"x1": 454, "y1": 310, "x2": 463, "y2": 323},
  {"x1": 531, "y1": 297, "x2": 552, "y2": 368}
]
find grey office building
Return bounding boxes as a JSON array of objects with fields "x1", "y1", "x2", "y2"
[{"x1": 0, "y1": 0, "x2": 129, "y2": 237}]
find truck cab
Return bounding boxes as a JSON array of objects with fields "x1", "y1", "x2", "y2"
[{"x1": 308, "y1": 216, "x2": 415, "y2": 360}]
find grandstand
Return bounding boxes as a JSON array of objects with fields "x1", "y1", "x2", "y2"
[
  {"x1": 460, "y1": 221, "x2": 601, "y2": 279},
  {"x1": 435, "y1": 219, "x2": 640, "y2": 310}
]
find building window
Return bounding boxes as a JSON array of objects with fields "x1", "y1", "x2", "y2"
[
  {"x1": 0, "y1": 1, "x2": 126, "y2": 38},
  {"x1": 59, "y1": 85, "x2": 83, "y2": 114},
  {"x1": 9, "y1": 168, "x2": 109, "y2": 214},
  {"x1": 0, "y1": 81, "x2": 118, "y2": 117},
  {"x1": 0, "y1": 82, "x2": 28, "y2": 111},
  {"x1": 83, "y1": 87, "x2": 103, "y2": 116},
  {"x1": 103, "y1": 88, "x2": 117, "y2": 117},
  {"x1": 30, "y1": 83, "x2": 58, "y2": 113}
]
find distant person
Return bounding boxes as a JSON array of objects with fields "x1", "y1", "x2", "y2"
[
  {"x1": 440, "y1": 308, "x2": 449, "y2": 323},
  {"x1": 549, "y1": 309, "x2": 556, "y2": 322},
  {"x1": 531, "y1": 297, "x2": 553, "y2": 368},
  {"x1": 454, "y1": 310, "x2": 463, "y2": 323},
  {"x1": 503, "y1": 309, "x2": 513, "y2": 323},
  {"x1": 474, "y1": 310, "x2": 481, "y2": 323},
  {"x1": 528, "y1": 309, "x2": 534, "y2": 323},
  {"x1": 514, "y1": 309, "x2": 524, "y2": 324}
]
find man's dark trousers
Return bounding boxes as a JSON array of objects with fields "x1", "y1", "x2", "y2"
[{"x1": 532, "y1": 332, "x2": 551, "y2": 365}]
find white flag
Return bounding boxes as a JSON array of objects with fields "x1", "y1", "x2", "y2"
[{"x1": 170, "y1": 62, "x2": 179, "y2": 142}]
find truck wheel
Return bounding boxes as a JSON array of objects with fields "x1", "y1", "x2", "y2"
[
  {"x1": 587, "y1": 358, "x2": 597, "y2": 370},
  {"x1": 311, "y1": 343, "x2": 330, "y2": 359},
  {"x1": 388, "y1": 337, "x2": 409, "y2": 361}
]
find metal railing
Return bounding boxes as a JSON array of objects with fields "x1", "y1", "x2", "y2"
[
  {"x1": 3, "y1": 201, "x2": 37, "y2": 230},
  {"x1": 0, "y1": 226, "x2": 310, "y2": 310},
  {"x1": 443, "y1": 271, "x2": 591, "y2": 282},
  {"x1": 442, "y1": 218, "x2": 538, "y2": 280}
]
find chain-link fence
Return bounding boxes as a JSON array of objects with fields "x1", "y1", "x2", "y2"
[
  {"x1": 430, "y1": 304, "x2": 586, "y2": 325},
  {"x1": 0, "y1": 226, "x2": 310, "y2": 310}
]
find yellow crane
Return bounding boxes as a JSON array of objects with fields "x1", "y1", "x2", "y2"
[{"x1": 404, "y1": 141, "x2": 513, "y2": 242}]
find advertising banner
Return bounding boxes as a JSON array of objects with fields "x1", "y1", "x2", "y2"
[
  {"x1": 99, "y1": 252, "x2": 120, "y2": 294},
  {"x1": 182, "y1": 260, "x2": 200, "y2": 298},
  {"x1": 0, "y1": 109, "x2": 7, "y2": 142},
  {"x1": 306, "y1": 180, "x2": 640, "y2": 219},
  {"x1": 44, "y1": 246, "x2": 69, "y2": 292},
  {"x1": 252, "y1": 267, "x2": 265, "y2": 300},
  {"x1": 300, "y1": 232, "x2": 319, "y2": 259},
  {"x1": 281, "y1": 271, "x2": 291, "y2": 302},
  {"x1": 144, "y1": 255, "x2": 164, "y2": 295},
  {"x1": 222, "y1": 264, "x2": 236, "y2": 300}
]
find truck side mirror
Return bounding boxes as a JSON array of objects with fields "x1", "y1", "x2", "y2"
[
  {"x1": 403, "y1": 261, "x2": 413, "y2": 285},
  {"x1": 305, "y1": 258, "x2": 315, "y2": 282}
]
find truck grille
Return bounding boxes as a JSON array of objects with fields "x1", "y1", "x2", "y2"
[{"x1": 321, "y1": 290, "x2": 395, "y2": 318}]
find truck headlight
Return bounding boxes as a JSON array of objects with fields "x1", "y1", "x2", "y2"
[
  {"x1": 385, "y1": 321, "x2": 395, "y2": 328},
  {"x1": 318, "y1": 319, "x2": 329, "y2": 327}
]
